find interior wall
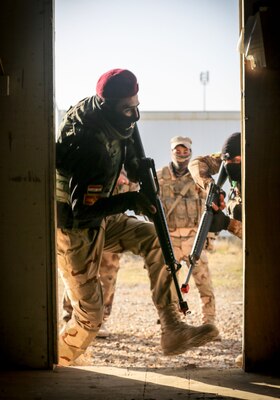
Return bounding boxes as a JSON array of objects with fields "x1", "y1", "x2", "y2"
[
  {"x1": 0, "y1": 0, "x2": 57, "y2": 368},
  {"x1": 242, "y1": 0, "x2": 280, "y2": 375}
]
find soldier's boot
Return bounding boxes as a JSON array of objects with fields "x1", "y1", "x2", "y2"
[
  {"x1": 202, "y1": 315, "x2": 222, "y2": 342},
  {"x1": 96, "y1": 322, "x2": 110, "y2": 338},
  {"x1": 158, "y1": 302, "x2": 219, "y2": 356},
  {"x1": 235, "y1": 353, "x2": 243, "y2": 368}
]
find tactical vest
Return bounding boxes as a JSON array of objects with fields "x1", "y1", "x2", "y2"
[{"x1": 158, "y1": 166, "x2": 205, "y2": 231}]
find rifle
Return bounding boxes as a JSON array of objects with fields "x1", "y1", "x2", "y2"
[
  {"x1": 181, "y1": 161, "x2": 228, "y2": 298},
  {"x1": 132, "y1": 125, "x2": 189, "y2": 314}
]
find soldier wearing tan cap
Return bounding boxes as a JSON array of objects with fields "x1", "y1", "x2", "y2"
[{"x1": 157, "y1": 136, "x2": 218, "y2": 327}]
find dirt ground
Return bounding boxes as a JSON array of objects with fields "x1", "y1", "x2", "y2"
[{"x1": 58, "y1": 236, "x2": 243, "y2": 370}]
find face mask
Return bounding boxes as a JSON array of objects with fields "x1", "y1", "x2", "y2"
[
  {"x1": 171, "y1": 152, "x2": 192, "y2": 177},
  {"x1": 106, "y1": 107, "x2": 140, "y2": 137},
  {"x1": 171, "y1": 152, "x2": 191, "y2": 167},
  {"x1": 176, "y1": 154, "x2": 190, "y2": 163},
  {"x1": 225, "y1": 163, "x2": 241, "y2": 183}
]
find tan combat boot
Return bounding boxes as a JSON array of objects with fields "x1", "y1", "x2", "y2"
[
  {"x1": 96, "y1": 322, "x2": 110, "y2": 338},
  {"x1": 235, "y1": 353, "x2": 243, "y2": 368},
  {"x1": 158, "y1": 302, "x2": 219, "y2": 356}
]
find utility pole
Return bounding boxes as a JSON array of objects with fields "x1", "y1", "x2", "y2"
[{"x1": 200, "y1": 71, "x2": 209, "y2": 111}]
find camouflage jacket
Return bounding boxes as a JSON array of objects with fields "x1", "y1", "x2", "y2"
[
  {"x1": 189, "y1": 153, "x2": 242, "y2": 239},
  {"x1": 56, "y1": 96, "x2": 139, "y2": 229},
  {"x1": 157, "y1": 163, "x2": 205, "y2": 233}
]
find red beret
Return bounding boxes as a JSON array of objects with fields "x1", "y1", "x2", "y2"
[{"x1": 96, "y1": 68, "x2": 139, "y2": 100}]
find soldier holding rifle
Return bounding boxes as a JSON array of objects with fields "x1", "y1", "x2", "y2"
[{"x1": 56, "y1": 68, "x2": 219, "y2": 366}]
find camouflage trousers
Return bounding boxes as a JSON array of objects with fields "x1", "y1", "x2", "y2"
[
  {"x1": 62, "y1": 251, "x2": 120, "y2": 323},
  {"x1": 57, "y1": 214, "x2": 177, "y2": 366},
  {"x1": 171, "y1": 235, "x2": 216, "y2": 324},
  {"x1": 62, "y1": 233, "x2": 216, "y2": 327}
]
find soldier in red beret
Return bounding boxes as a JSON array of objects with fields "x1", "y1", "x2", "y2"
[{"x1": 56, "y1": 69, "x2": 219, "y2": 366}]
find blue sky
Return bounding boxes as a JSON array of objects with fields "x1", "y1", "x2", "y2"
[{"x1": 55, "y1": 0, "x2": 240, "y2": 112}]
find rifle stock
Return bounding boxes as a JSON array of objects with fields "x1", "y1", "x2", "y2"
[
  {"x1": 181, "y1": 161, "x2": 227, "y2": 298},
  {"x1": 132, "y1": 125, "x2": 189, "y2": 314}
]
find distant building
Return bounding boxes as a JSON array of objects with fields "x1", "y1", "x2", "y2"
[
  {"x1": 56, "y1": 108, "x2": 240, "y2": 167},
  {"x1": 138, "y1": 111, "x2": 240, "y2": 168}
]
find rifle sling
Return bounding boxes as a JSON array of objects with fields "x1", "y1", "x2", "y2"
[{"x1": 166, "y1": 181, "x2": 192, "y2": 218}]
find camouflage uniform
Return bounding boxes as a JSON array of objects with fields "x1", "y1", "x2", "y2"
[
  {"x1": 56, "y1": 94, "x2": 218, "y2": 366},
  {"x1": 61, "y1": 176, "x2": 139, "y2": 325},
  {"x1": 188, "y1": 140, "x2": 243, "y2": 368},
  {"x1": 94, "y1": 179, "x2": 140, "y2": 321},
  {"x1": 62, "y1": 251, "x2": 120, "y2": 323},
  {"x1": 57, "y1": 214, "x2": 174, "y2": 364},
  {"x1": 157, "y1": 164, "x2": 216, "y2": 324},
  {"x1": 189, "y1": 153, "x2": 242, "y2": 239}
]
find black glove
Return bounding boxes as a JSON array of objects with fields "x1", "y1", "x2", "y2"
[
  {"x1": 121, "y1": 191, "x2": 156, "y2": 217},
  {"x1": 88, "y1": 191, "x2": 155, "y2": 219},
  {"x1": 209, "y1": 210, "x2": 230, "y2": 232}
]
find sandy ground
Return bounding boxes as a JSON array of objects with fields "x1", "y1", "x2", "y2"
[{"x1": 58, "y1": 236, "x2": 243, "y2": 370}]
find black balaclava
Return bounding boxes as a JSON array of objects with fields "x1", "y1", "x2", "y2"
[
  {"x1": 222, "y1": 132, "x2": 241, "y2": 183},
  {"x1": 105, "y1": 104, "x2": 140, "y2": 136}
]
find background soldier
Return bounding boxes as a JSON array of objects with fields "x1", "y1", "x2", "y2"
[
  {"x1": 188, "y1": 131, "x2": 242, "y2": 365},
  {"x1": 157, "y1": 136, "x2": 218, "y2": 328}
]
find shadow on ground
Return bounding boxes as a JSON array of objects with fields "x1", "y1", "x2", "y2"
[{"x1": 0, "y1": 365, "x2": 279, "y2": 400}]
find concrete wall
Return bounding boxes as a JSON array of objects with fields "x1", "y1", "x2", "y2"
[
  {"x1": 0, "y1": 0, "x2": 57, "y2": 368},
  {"x1": 138, "y1": 111, "x2": 241, "y2": 168},
  {"x1": 57, "y1": 109, "x2": 241, "y2": 168}
]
